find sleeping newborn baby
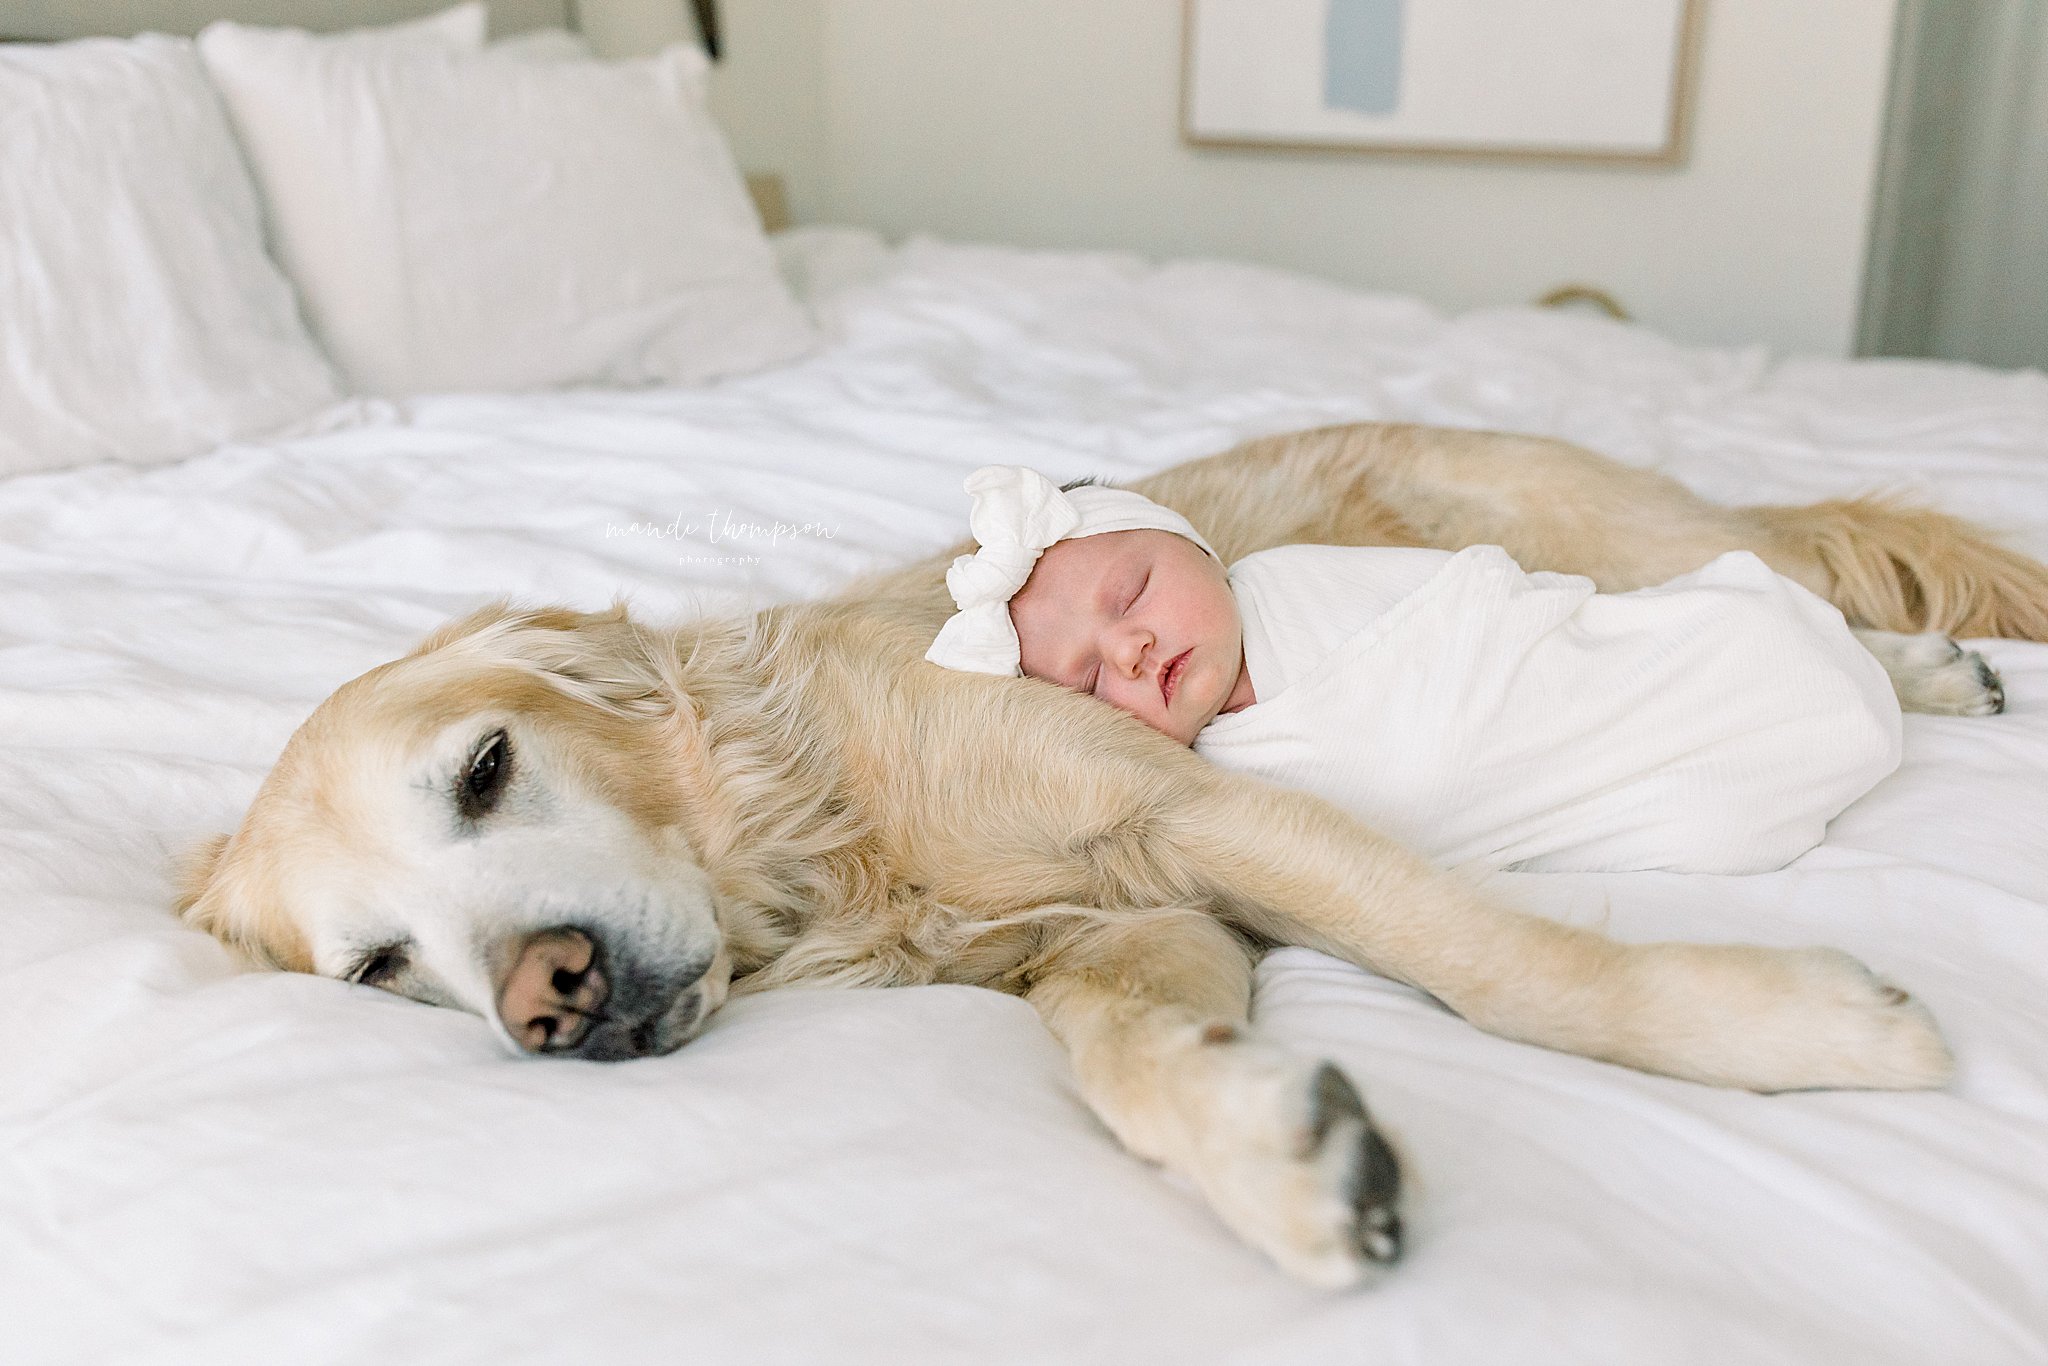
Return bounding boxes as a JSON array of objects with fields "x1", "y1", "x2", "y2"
[{"x1": 925, "y1": 464, "x2": 1903, "y2": 874}]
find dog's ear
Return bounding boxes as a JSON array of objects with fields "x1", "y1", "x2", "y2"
[
  {"x1": 411, "y1": 599, "x2": 524, "y2": 658},
  {"x1": 173, "y1": 832, "x2": 231, "y2": 924},
  {"x1": 414, "y1": 599, "x2": 674, "y2": 719},
  {"x1": 171, "y1": 831, "x2": 310, "y2": 971}
]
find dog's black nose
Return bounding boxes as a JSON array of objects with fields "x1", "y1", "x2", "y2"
[
  {"x1": 575, "y1": 957, "x2": 713, "y2": 1061},
  {"x1": 498, "y1": 928, "x2": 609, "y2": 1053}
]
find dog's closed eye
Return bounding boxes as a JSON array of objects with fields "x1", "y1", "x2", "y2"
[
  {"x1": 350, "y1": 944, "x2": 409, "y2": 987},
  {"x1": 458, "y1": 729, "x2": 512, "y2": 821}
]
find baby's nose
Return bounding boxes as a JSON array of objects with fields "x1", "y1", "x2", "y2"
[{"x1": 1109, "y1": 626, "x2": 1152, "y2": 675}]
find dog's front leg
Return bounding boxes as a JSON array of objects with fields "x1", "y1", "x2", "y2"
[
  {"x1": 1020, "y1": 909, "x2": 1402, "y2": 1288},
  {"x1": 1154, "y1": 768, "x2": 1955, "y2": 1093}
]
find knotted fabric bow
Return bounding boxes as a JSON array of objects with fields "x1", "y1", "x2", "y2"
[{"x1": 924, "y1": 465, "x2": 1219, "y2": 676}]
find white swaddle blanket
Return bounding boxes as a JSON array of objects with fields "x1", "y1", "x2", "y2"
[{"x1": 1193, "y1": 544, "x2": 1903, "y2": 873}]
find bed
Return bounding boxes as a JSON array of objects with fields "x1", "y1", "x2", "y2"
[{"x1": 5, "y1": 8, "x2": 2048, "y2": 1366}]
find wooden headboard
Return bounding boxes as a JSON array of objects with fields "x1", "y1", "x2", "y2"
[{"x1": 0, "y1": 1, "x2": 571, "y2": 41}]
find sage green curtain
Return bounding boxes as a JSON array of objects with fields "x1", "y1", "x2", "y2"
[{"x1": 1861, "y1": 0, "x2": 2048, "y2": 369}]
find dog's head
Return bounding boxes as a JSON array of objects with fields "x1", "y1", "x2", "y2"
[{"x1": 178, "y1": 603, "x2": 731, "y2": 1060}]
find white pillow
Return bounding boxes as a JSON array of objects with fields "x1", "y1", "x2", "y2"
[
  {"x1": 0, "y1": 35, "x2": 342, "y2": 476},
  {"x1": 196, "y1": 27, "x2": 817, "y2": 396},
  {"x1": 490, "y1": 27, "x2": 596, "y2": 61}
]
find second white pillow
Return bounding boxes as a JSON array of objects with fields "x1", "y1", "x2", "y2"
[{"x1": 197, "y1": 25, "x2": 816, "y2": 396}]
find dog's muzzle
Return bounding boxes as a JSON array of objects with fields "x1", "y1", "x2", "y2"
[{"x1": 496, "y1": 927, "x2": 710, "y2": 1060}]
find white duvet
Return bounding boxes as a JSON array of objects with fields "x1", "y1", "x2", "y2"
[{"x1": 4, "y1": 229, "x2": 2046, "y2": 1365}]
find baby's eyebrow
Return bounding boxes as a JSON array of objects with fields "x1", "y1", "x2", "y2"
[
  {"x1": 1092, "y1": 573, "x2": 1121, "y2": 616},
  {"x1": 1095, "y1": 557, "x2": 1145, "y2": 615}
]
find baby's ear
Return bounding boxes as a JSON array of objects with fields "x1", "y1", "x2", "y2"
[{"x1": 171, "y1": 829, "x2": 311, "y2": 971}]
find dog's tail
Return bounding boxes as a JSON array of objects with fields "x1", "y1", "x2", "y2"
[{"x1": 1755, "y1": 496, "x2": 2048, "y2": 641}]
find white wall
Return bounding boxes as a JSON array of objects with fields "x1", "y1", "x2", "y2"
[
  {"x1": 705, "y1": 0, "x2": 831, "y2": 224},
  {"x1": 710, "y1": 0, "x2": 1900, "y2": 357},
  {"x1": 573, "y1": 0, "x2": 693, "y2": 57}
]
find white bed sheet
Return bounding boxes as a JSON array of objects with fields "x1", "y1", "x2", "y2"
[{"x1": 4, "y1": 229, "x2": 2046, "y2": 1365}]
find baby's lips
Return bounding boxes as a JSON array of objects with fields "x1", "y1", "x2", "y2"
[{"x1": 1158, "y1": 648, "x2": 1189, "y2": 706}]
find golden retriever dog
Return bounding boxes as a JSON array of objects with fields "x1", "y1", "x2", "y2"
[{"x1": 177, "y1": 423, "x2": 2048, "y2": 1287}]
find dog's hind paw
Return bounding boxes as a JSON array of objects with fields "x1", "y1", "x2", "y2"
[
  {"x1": 1636, "y1": 944, "x2": 1956, "y2": 1093},
  {"x1": 1858, "y1": 629, "x2": 2005, "y2": 715},
  {"x1": 1768, "y1": 949, "x2": 1956, "y2": 1092}
]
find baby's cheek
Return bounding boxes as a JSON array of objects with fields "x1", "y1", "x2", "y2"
[{"x1": 1113, "y1": 682, "x2": 1168, "y2": 729}]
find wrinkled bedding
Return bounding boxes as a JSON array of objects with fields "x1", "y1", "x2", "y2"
[{"x1": 4, "y1": 228, "x2": 2046, "y2": 1365}]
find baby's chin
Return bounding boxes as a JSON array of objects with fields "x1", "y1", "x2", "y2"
[{"x1": 1163, "y1": 677, "x2": 1232, "y2": 745}]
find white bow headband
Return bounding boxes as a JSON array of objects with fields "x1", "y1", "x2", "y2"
[{"x1": 924, "y1": 465, "x2": 1218, "y2": 676}]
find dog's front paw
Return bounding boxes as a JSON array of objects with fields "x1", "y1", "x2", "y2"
[{"x1": 1182, "y1": 1043, "x2": 1403, "y2": 1288}]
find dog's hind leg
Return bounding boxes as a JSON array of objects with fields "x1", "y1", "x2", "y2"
[
  {"x1": 1136, "y1": 422, "x2": 2048, "y2": 641},
  {"x1": 1017, "y1": 909, "x2": 1402, "y2": 1288},
  {"x1": 907, "y1": 697, "x2": 1951, "y2": 1095},
  {"x1": 1852, "y1": 627, "x2": 2006, "y2": 715},
  {"x1": 1150, "y1": 765, "x2": 1956, "y2": 1095}
]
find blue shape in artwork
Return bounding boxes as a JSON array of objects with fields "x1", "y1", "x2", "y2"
[{"x1": 1324, "y1": 0, "x2": 1403, "y2": 115}]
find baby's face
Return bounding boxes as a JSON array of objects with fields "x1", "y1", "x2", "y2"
[{"x1": 1011, "y1": 529, "x2": 1250, "y2": 745}]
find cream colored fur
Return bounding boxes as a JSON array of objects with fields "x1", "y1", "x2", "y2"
[{"x1": 178, "y1": 423, "x2": 2048, "y2": 1287}]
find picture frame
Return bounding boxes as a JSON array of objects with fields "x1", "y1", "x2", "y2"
[{"x1": 1182, "y1": 0, "x2": 1702, "y2": 167}]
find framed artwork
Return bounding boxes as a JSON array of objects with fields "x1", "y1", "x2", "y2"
[{"x1": 1182, "y1": 0, "x2": 1700, "y2": 165}]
